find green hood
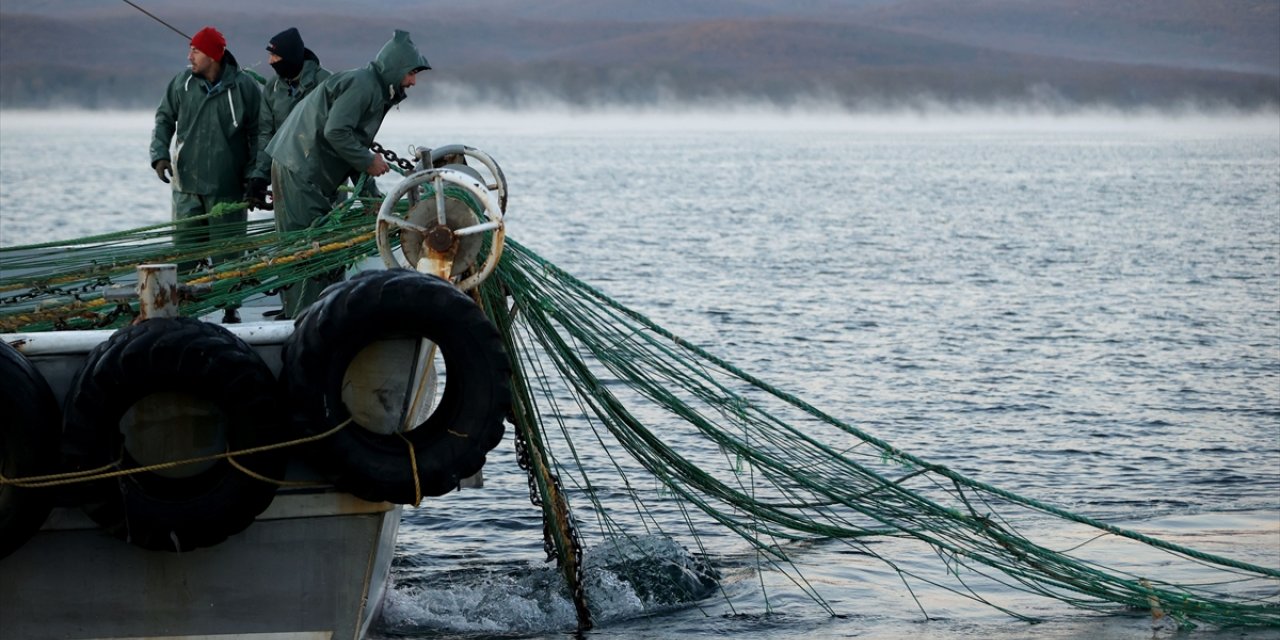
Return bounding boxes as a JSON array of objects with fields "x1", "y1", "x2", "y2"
[
  {"x1": 371, "y1": 29, "x2": 431, "y2": 101},
  {"x1": 265, "y1": 29, "x2": 430, "y2": 193}
]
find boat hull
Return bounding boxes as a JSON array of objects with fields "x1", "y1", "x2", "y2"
[
  {"x1": 1, "y1": 321, "x2": 402, "y2": 640},
  {"x1": 0, "y1": 494, "x2": 400, "y2": 640}
]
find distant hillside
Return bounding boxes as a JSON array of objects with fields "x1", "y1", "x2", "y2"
[
  {"x1": 840, "y1": 0, "x2": 1280, "y2": 75},
  {"x1": 1, "y1": 1, "x2": 1275, "y2": 109}
]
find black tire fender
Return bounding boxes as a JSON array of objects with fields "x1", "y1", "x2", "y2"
[
  {"x1": 61, "y1": 317, "x2": 286, "y2": 552},
  {"x1": 0, "y1": 340, "x2": 60, "y2": 559},
  {"x1": 280, "y1": 269, "x2": 510, "y2": 504}
]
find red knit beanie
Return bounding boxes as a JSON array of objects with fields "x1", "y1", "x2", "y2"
[{"x1": 191, "y1": 26, "x2": 226, "y2": 61}]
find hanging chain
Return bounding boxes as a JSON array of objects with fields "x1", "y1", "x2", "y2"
[
  {"x1": 513, "y1": 417, "x2": 556, "y2": 559},
  {"x1": 513, "y1": 420, "x2": 543, "y2": 506},
  {"x1": 512, "y1": 412, "x2": 593, "y2": 630},
  {"x1": 371, "y1": 142, "x2": 415, "y2": 173},
  {"x1": 563, "y1": 501, "x2": 591, "y2": 629}
]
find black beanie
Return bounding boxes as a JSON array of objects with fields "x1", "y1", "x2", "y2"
[{"x1": 267, "y1": 27, "x2": 305, "y2": 79}]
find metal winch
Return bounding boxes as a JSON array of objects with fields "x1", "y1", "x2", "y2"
[{"x1": 374, "y1": 144, "x2": 508, "y2": 290}]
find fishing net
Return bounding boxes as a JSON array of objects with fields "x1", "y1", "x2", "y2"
[
  {"x1": 2, "y1": 178, "x2": 1276, "y2": 631},
  {"x1": 481, "y1": 239, "x2": 1279, "y2": 628}
]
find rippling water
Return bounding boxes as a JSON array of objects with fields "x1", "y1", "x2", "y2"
[{"x1": 2, "y1": 110, "x2": 1277, "y2": 639}]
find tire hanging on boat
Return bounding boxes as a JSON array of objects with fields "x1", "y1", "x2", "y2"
[
  {"x1": 0, "y1": 340, "x2": 60, "y2": 559},
  {"x1": 61, "y1": 317, "x2": 286, "y2": 552},
  {"x1": 280, "y1": 269, "x2": 510, "y2": 504}
]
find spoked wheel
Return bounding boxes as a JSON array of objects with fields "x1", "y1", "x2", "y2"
[
  {"x1": 375, "y1": 145, "x2": 507, "y2": 291},
  {"x1": 428, "y1": 144, "x2": 508, "y2": 214}
]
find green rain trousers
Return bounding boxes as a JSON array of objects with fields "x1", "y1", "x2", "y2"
[
  {"x1": 272, "y1": 162, "x2": 344, "y2": 318},
  {"x1": 172, "y1": 192, "x2": 248, "y2": 273}
]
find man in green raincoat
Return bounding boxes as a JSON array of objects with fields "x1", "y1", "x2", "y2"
[
  {"x1": 150, "y1": 26, "x2": 261, "y2": 323},
  {"x1": 245, "y1": 27, "x2": 330, "y2": 210},
  {"x1": 265, "y1": 29, "x2": 431, "y2": 318}
]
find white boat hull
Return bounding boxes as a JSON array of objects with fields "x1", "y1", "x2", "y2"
[
  {"x1": 1, "y1": 494, "x2": 400, "y2": 640},
  {"x1": 1, "y1": 321, "x2": 403, "y2": 640}
]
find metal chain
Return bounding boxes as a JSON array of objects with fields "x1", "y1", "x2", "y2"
[
  {"x1": 227, "y1": 277, "x2": 259, "y2": 294},
  {"x1": 511, "y1": 411, "x2": 592, "y2": 628},
  {"x1": 371, "y1": 142, "x2": 415, "y2": 173},
  {"x1": 539, "y1": 464, "x2": 592, "y2": 627},
  {"x1": 512, "y1": 417, "x2": 554, "y2": 559},
  {"x1": 93, "y1": 303, "x2": 137, "y2": 328},
  {"x1": 561, "y1": 487, "x2": 591, "y2": 629},
  {"x1": 500, "y1": 292, "x2": 592, "y2": 628},
  {"x1": 1, "y1": 288, "x2": 48, "y2": 304},
  {"x1": 2, "y1": 276, "x2": 116, "y2": 305},
  {"x1": 512, "y1": 421, "x2": 543, "y2": 507}
]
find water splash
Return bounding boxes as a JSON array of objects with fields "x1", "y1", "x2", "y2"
[
  {"x1": 375, "y1": 535, "x2": 720, "y2": 636},
  {"x1": 582, "y1": 535, "x2": 721, "y2": 610}
]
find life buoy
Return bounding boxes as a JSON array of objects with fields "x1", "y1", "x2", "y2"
[
  {"x1": 280, "y1": 269, "x2": 509, "y2": 504},
  {"x1": 0, "y1": 340, "x2": 60, "y2": 559},
  {"x1": 61, "y1": 317, "x2": 285, "y2": 552}
]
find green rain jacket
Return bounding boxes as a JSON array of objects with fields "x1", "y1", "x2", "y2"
[
  {"x1": 250, "y1": 54, "x2": 331, "y2": 181},
  {"x1": 150, "y1": 51, "x2": 262, "y2": 197},
  {"x1": 265, "y1": 30, "x2": 430, "y2": 195}
]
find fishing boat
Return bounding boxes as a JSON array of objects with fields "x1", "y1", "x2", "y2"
[
  {"x1": 0, "y1": 145, "x2": 512, "y2": 640},
  {"x1": 3, "y1": 138, "x2": 1278, "y2": 637}
]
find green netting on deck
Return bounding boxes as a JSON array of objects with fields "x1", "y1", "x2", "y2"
[{"x1": 0, "y1": 181, "x2": 482, "y2": 332}]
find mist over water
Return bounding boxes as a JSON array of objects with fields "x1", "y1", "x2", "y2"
[
  {"x1": 5, "y1": 102, "x2": 1280, "y2": 132},
  {"x1": 2, "y1": 109, "x2": 1278, "y2": 639}
]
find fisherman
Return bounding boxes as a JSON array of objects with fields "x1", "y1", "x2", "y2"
[
  {"x1": 245, "y1": 27, "x2": 330, "y2": 211},
  {"x1": 265, "y1": 29, "x2": 431, "y2": 318},
  {"x1": 150, "y1": 25, "x2": 261, "y2": 324}
]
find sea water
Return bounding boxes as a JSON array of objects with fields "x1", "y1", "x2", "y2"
[{"x1": 1, "y1": 109, "x2": 1277, "y2": 639}]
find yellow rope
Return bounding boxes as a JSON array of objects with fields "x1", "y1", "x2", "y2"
[
  {"x1": 0, "y1": 418, "x2": 353, "y2": 489},
  {"x1": 226, "y1": 455, "x2": 326, "y2": 488},
  {"x1": 187, "y1": 231, "x2": 376, "y2": 286},
  {"x1": 396, "y1": 432, "x2": 423, "y2": 507},
  {"x1": 0, "y1": 301, "x2": 109, "y2": 332},
  {"x1": 0, "y1": 459, "x2": 120, "y2": 484}
]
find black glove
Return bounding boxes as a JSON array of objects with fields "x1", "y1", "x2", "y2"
[
  {"x1": 153, "y1": 159, "x2": 172, "y2": 184},
  {"x1": 246, "y1": 177, "x2": 271, "y2": 211}
]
